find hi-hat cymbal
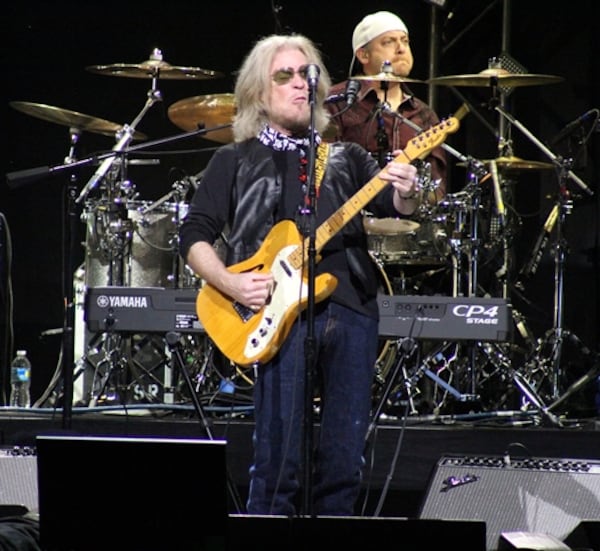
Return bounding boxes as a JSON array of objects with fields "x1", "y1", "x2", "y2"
[
  {"x1": 353, "y1": 72, "x2": 425, "y2": 84},
  {"x1": 428, "y1": 68, "x2": 563, "y2": 87},
  {"x1": 458, "y1": 156, "x2": 554, "y2": 171},
  {"x1": 10, "y1": 101, "x2": 147, "y2": 140},
  {"x1": 87, "y1": 58, "x2": 223, "y2": 80},
  {"x1": 168, "y1": 94, "x2": 235, "y2": 143}
]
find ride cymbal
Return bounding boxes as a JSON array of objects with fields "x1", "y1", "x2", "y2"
[
  {"x1": 458, "y1": 156, "x2": 554, "y2": 171},
  {"x1": 428, "y1": 68, "x2": 563, "y2": 87},
  {"x1": 168, "y1": 94, "x2": 235, "y2": 143},
  {"x1": 10, "y1": 101, "x2": 147, "y2": 140},
  {"x1": 353, "y1": 73, "x2": 425, "y2": 84}
]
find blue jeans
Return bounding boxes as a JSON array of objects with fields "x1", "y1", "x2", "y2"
[{"x1": 246, "y1": 301, "x2": 378, "y2": 516}]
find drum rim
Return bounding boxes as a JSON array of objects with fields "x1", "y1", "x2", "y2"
[{"x1": 363, "y1": 216, "x2": 420, "y2": 235}]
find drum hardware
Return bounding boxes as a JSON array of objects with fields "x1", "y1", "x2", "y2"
[
  {"x1": 383, "y1": 65, "x2": 573, "y2": 416},
  {"x1": 78, "y1": 49, "x2": 200, "y2": 205},
  {"x1": 516, "y1": 187, "x2": 591, "y2": 407},
  {"x1": 371, "y1": 339, "x2": 482, "y2": 421},
  {"x1": 9, "y1": 51, "x2": 225, "y2": 413},
  {"x1": 491, "y1": 104, "x2": 595, "y2": 414}
]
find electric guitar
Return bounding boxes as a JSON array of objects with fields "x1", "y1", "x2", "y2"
[{"x1": 196, "y1": 117, "x2": 459, "y2": 366}]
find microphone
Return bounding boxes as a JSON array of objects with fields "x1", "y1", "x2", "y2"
[
  {"x1": 516, "y1": 203, "x2": 559, "y2": 288},
  {"x1": 6, "y1": 166, "x2": 52, "y2": 189},
  {"x1": 550, "y1": 109, "x2": 596, "y2": 145},
  {"x1": 344, "y1": 79, "x2": 360, "y2": 106},
  {"x1": 306, "y1": 64, "x2": 320, "y2": 88},
  {"x1": 324, "y1": 79, "x2": 361, "y2": 105}
]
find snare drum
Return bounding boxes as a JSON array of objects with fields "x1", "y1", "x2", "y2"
[
  {"x1": 84, "y1": 200, "x2": 189, "y2": 288},
  {"x1": 364, "y1": 216, "x2": 449, "y2": 265}
]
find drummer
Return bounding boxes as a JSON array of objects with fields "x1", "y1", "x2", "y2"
[{"x1": 325, "y1": 10, "x2": 448, "y2": 205}]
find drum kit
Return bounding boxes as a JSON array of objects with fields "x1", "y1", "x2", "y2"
[
  {"x1": 357, "y1": 63, "x2": 596, "y2": 420},
  {"x1": 9, "y1": 49, "x2": 246, "y2": 408},
  {"x1": 11, "y1": 50, "x2": 594, "y2": 419}
]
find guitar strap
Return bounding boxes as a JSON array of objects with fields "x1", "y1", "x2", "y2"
[{"x1": 314, "y1": 142, "x2": 329, "y2": 196}]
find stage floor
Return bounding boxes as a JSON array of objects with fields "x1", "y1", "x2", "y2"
[{"x1": 2, "y1": 405, "x2": 599, "y2": 518}]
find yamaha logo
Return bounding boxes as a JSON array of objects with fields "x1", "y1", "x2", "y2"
[{"x1": 96, "y1": 294, "x2": 149, "y2": 309}]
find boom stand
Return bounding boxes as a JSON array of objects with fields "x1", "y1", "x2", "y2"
[{"x1": 495, "y1": 105, "x2": 595, "y2": 407}]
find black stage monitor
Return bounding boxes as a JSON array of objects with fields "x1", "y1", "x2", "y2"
[{"x1": 36, "y1": 435, "x2": 227, "y2": 551}]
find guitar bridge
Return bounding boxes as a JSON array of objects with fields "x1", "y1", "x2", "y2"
[{"x1": 233, "y1": 301, "x2": 255, "y2": 322}]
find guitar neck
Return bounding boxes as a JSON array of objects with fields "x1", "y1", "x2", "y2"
[{"x1": 290, "y1": 117, "x2": 459, "y2": 268}]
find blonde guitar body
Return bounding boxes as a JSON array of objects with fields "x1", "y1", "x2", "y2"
[
  {"x1": 196, "y1": 117, "x2": 460, "y2": 366},
  {"x1": 196, "y1": 219, "x2": 338, "y2": 367}
]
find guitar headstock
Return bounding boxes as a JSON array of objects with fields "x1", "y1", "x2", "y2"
[{"x1": 406, "y1": 117, "x2": 460, "y2": 160}]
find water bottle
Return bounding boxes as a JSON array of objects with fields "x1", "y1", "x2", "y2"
[{"x1": 10, "y1": 350, "x2": 31, "y2": 408}]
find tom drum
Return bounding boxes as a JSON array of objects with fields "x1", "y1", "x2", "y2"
[{"x1": 84, "y1": 200, "x2": 189, "y2": 288}]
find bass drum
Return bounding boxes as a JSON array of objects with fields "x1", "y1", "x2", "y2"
[{"x1": 84, "y1": 200, "x2": 191, "y2": 288}]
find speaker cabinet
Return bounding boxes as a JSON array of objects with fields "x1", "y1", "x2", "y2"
[
  {"x1": 419, "y1": 454, "x2": 600, "y2": 551},
  {"x1": 0, "y1": 449, "x2": 38, "y2": 512}
]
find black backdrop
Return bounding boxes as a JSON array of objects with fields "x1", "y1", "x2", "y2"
[{"x1": 2, "y1": 0, "x2": 599, "y2": 406}]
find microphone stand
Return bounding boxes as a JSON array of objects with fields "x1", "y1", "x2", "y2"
[
  {"x1": 61, "y1": 128, "x2": 83, "y2": 428},
  {"x1": 495, "y1": 105, "x2": 593, "y2": 197},
  {"x1": 7, "y1": 124, "x2": 231, "y2": 191},
  {"x1": 300, "y1": 78, "x2": 319, "y2": 518}
]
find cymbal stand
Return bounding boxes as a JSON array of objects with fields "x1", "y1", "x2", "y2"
[
  {"x1": 60, "y1": 127, "x2": 83, "y2": 426},
  {"x1": 76, "y1": 51, "x2": 164, "y2": 205},
  {"x1": 495, "y1": 105, "x2": 595, "y2": 408},
  {"x1": 374, "y1": 62, "x2": 392, "y2": 167},
  {"x1": 447, "y1": 159, "x2": 489, "y2": 297},
  {"x1": 77, "y1": 57, "x2": 169, "y2": 406},
  {"x1": 545, "y1": 176, "x2": 572, "y2": 398},
  {"x1": 523, "y1": 167, "x2": 596, "y2": 406}
]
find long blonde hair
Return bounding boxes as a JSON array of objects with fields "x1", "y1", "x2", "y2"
[{"x1": 232, "y1": 34, "x2": 332, "y2": 141}]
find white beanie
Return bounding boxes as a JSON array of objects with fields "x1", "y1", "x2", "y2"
[{"x1": 352, "y1": 11, "x2": 409, "y2": 53}]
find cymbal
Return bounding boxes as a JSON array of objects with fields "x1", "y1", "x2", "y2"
[
  {"x1": 168, "y1": 94, "x2": 235, "y2": 143},
  {"x1": 10, "y1": 101, "x2": 147, "y2": 140},
  {"x1": 363, "y1": 217, "x2": 420, "y2": 235},
  {"x1": 353, "y1": 72, "x2": 425, "y2": 84},
  {"x1": 458, "y1": 156, "x2": 554, "y2": 171},
  {"x1": 86, "y1": 58, "x2": 223, "y2": 80},
  {"x1": 428, "y1": 68, "x2": 563, "y2": 87}
]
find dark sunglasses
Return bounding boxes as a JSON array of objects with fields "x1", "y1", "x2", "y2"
[{"x1": 271, "y1": 64, "x2": 310, "y2": 85}]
